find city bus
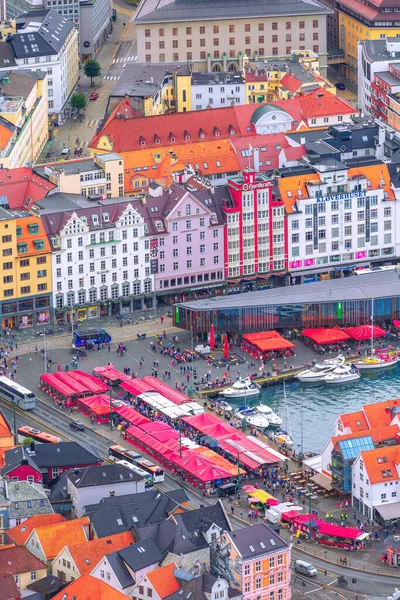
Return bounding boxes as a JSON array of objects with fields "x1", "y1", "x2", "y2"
[
  {"x1": 17, "y1": 426, "x2": 61, "y2": 444},
  {"x1": 0, "y1": 376, "x2": 36, "y2": 410},
  {"x1": 108, "y1": 445, "x2": 165, "y2": 483},
  {"x1": 115, "y1": 459, "x2": 153, "y2": 488},
  {"x1": 73, "y1": 329, "x2": 112, "y2": 348}
]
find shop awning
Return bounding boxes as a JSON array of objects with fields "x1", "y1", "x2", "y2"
[
  {"x1": 302, "y1": 328, "x2": 351, "y2": 344},
  {"x1": 121, "y1": 379, "x2": 155, "y2": 396},
  {"x1": 311, "y1": 472, "x2": 333, "y2": 491},
  {"x1": 345, "y1": 325, "x2": 387, "y2": 341},
  {"x1": 243, "y1": 331, "x2": 282, "y2": 342},
  {"x1": 142, "y1": 376, "x2": 190, "y2": 406},
  {"x1": 374, "y1": 502, "x2": 400, "y2": 521},
  {"x1": 255, "y1": 338, "x2": 295, "y2": 351}
]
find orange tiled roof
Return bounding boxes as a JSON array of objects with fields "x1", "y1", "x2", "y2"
[
  {"x1": 32, "y1": 516, "x2": 89, "y2": 560},
  {"x1": 9, "y1": 514, "x2": 65, "y2": 546},
  {"x1": 347, "y1": 163, "x2": 395, "y2": 201},
  {"x1": 16, "y1": 216, "x2": 52, "y2": 256},
  {"x1": 0, "y1": 410, "x2": 11, "y2": 438},
  {"x1": 51, "y1": 574, "x2": 128, "y2": 600},
  {"x1": 280, "y1": 73, "x2": 304, "y2": 94},
  {"x1": 146, "y1": 563, "x2": 181, "y2": 599},
  {"x1": 278, "y1": 173, "x2": 318, "y2": 214},
  {"x1": 363, "y1": 399, "x2": 400, "y2": 429},
  {"x1": 299, "y1": 89, "x2": 357, "y2": 119},
  {"x1": 361, "y1": 445, "x2": 400, "y2": 484},
  {"x1": 66, "y1": 532, "x2": 133, "y2": 575},
  {"x1": 339, "y1": 410, "x2": 369, "y2": 432},
  {"x1": 0, "y1": 122, "x2": 14, "y2": 151},
  {"x1": 331, "y1": 424, "x2": 399, "y2": 448}
]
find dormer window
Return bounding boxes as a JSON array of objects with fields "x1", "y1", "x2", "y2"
[
  {"x1": 154, "y1": 134, "x2": 161, "y2": 144},
  {"x1": 229, "y1": 125, "x2": 236, "y2": 135},
  {"x1": 184, "y1": 130, "x2": 190, "y2": 140},
  {"x1": 169, "y1": 132, "x2": 176, "y2": 142},
  {"x1": 103, "y1": 213, "x2": 110, "y2": 222},
  {"x1": 139, "y1": 136, "x2": 146, "y2": 146},
  {"x1": 92, "y1": 214, "x2": 99, "y2": 225},
  {"x1": 81, "y1": 216, "x2": 87, "y2": 224},
  {"x1": 213, "y1": 126, "x2": 220, "y2": 137},
  {"x1": 199, "y1": 128, "x2": 205, "y2": 139}
]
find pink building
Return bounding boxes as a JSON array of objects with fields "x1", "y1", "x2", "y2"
[
  {"x1": 211, "y1": 523, "x2": 291, "y2": 600},
  {"x1": 142, "y1": 182, "x2": 226, "y2": 304}
]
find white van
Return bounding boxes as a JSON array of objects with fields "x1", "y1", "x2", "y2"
[{"x1": 294, "y1": 560, "x2": 318, "y2": 577}]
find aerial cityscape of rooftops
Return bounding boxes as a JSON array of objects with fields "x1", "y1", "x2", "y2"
[{"x1": 3, "y1": 0, "x2": 400, "y2": 598}]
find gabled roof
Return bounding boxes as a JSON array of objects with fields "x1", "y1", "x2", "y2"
[
  {"x1": 360, "y1": 445, "x2": 400, "y2": 484},
  {"x1": 67, "y1": 464, "x2": 144, "y2": 487},
  {"x1": 228, "y1": 523, "x2": 289, "y2": 559},
  {"x1": 107, "y1": 537, "x2": 164, "y2": 578},
  {"x1": 165, "y1": 572, "x2": 241, "y2": 600},
  {"x1": 12, "y1": 9, "x2": 74, "y2": 58},
  {"x1": 4, "y1": 481, "x2": 54, "y2": 518},
  {"x1": 64, "y1": 532, "x2": 133, "y2": 575},
  {"x1": 172, "y1": 500, "x2": 232, "y2": 537},
  {"x1": 19, "y1": 441, "x2": 101, "y2": 468},
  {"x1": 29, "y1": 516, "x2": 89, "y2": 560},
  {"x1": 299, "y1": 89, "x2": 357, "y2": 119},
  {"x1": 339, "y1": 410, "x2": 369, "y2": 432},
  {"x1": 0, "y1": 546, "x2": 46, "y2": 575},
  {"x1": 363, "y1": 398, "x2": 400, "y2": 429},
  {"x1": 50, "y1": 574, "x2": 127, "y2": 600},
  {"x1": 146, "y1": 563, "x2": 181, "y2": 599},
  {"x1": 0, "y1": 574, "x2": 20, "y2": 600},
  {"x1": 280, "y1": 73, "x2": 304, "y2": 94},
  {"x1": 8, "y1": 514, "x2": 65, "y2": 546}
]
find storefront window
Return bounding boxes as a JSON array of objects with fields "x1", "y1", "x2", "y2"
[
  {"x1": 19, "y1": 313, "x2": 33, "y2": 328},
  {"x1": 36, "y1": 311, "x2": 50, "y2": 324},
  {"x1": 2, "y1": 302, "x2": 17, "y2": 314},
  {"x1": 36, "y1": 296, "x2": 50, "y2": 308},
  {"x1": 18, "y1": 299, "x2": 34, "y2": 312}
]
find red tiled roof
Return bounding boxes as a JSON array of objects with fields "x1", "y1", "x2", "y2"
[
  {"x1": 336, "y1": 0, "x2": 379, "y2": 19},
  {"x1": 281, "y1": 146, "x2": 306, "y2": 161},
  {"x1": 8, "y1": 514, "x2": 65, "y2": 546},
  {"x1": 146, "y1": 563, "x2": 181, "y2": 599},
  {"x1": 363, "y1": 399, "x2": 400, "y2": 429},
  {"x1": 338, "y1": 410, "x2": 369, "y2": 432},
  {"x1": 51, "y1": 574, "x2": 127, "y2": 600},
  {"x1": 331, "y1": 425, "x2": 399, "y2": 448},
  {"x1": 0, "y1": 168, "x2": 55, "y2": 209},
  {"x1": 299, "y1": 89, "x2": 357, "y2": 119},
  {"x1": 0, "y1": 546, "x2": 46, "y2": 575},
  {"x1": 280, "y1": 73, "x2": 304, "y2": 93},
  {"x1": 33, "y1": 516, "x2": 89, "y2": 560},
  {"x1": 0, "y1": 574, "x2": 20, "y2": 600},
  {"x1": 66, "y1": 532, "x2": 133, "y2": 575},
  {"x1": 230, "y1": 133, "x2": 289, "y2": 171},
  {"x1": 0, "y1": 410, "x2": 11, "y2": 438}
]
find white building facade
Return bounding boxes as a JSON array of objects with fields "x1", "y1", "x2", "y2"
[
  {"x1": 286, "y1": 165, "x2": 396, "y2": 281},
  {"x1": 352, "y1": 451, "x2": 400, "y2": 519},
  {"x1": 41, "y1": 201, "x2": 154, "y2": 323},
  {"x1": 190, "y1": 72, "x2": 246, "y2": 111}
]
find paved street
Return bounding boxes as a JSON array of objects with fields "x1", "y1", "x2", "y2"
[{"x1": 39, "y1": 2, "x2": 136, "y2": 161}]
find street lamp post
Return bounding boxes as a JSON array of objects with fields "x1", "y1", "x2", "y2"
[
  {"x1": 109, "y1": 386, "x2": 113, "y2": 431},
  {"x1": 236, "y1": 451, "x2": 241, "y2": 493}
]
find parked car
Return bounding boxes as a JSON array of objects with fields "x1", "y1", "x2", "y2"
[
  {"x1": 69, "y1": 421, "x2": 85, "y2": 431},
  {"x1": 335, "y1": 82, "x2": 346, "y2": 90},
  {"x1": 195, "y1": 344, "x2": 211, "y2": 354},
  {"x1": 90, "y1": 91, "x2": 99, "y2": 100}
]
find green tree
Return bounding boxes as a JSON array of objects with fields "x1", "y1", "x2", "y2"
[
  {"x1": 84, "y1": 59, "x2": 101, "y2": 86},
  {"x1": 71, "y1": 93, "x2": 86, "y2": 112},
  {"x1": 23, "y1": 436, "x2": 33, "y2": 446}
]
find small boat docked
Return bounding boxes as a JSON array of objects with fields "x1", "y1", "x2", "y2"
[
  {"x1": 323, "y1": 364, "x2": 360, "y2": 385},
  {"x1": 296, "y1": 355, "x2": 345, "y2": 383},
  {"x1": 235, "y1": 403, "x2": 282, "y2": 428},
  {"x1": 221, "y1": 377, "x2": 260, "y2": 399},
  {"x1": 353, "y1": 354, "x2": 399, "y2": 371},
  {"x1": 271, "y1": 428, "x2": 294, "y2": 446}
]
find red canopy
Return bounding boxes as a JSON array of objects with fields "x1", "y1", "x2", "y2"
[
  {"x1": 345, "y1": 325, "x2": 387, "y2": 341},
  {"x1": 281, "y1": 510, "x2": 302, "y2": 521},
  {"x1": 243, "y1": 331, "x2": 282, "y2": 342},
  {"x1": 302, "y1": 328, "x2": 351, "y2": 344},
  {"x1": 116, "y1": 406, "x2": 150, "y2": 426},
  {"x1": 121, "y1": 379, "x2": 155, "y2": 396},
  {"x1": 79, "y1": 395, "x2": 110, "y2": 409},
  {"x1": 255, "y1": 338, "x2": 295, "y2": 352},
  {"x1": 141, "y1": 377, "x2": 189, "y2": 406},
  {"x1": 93, "y1": 365, "x2": 131, "y2": 383},
  {"x1": 393, "y1": 320, "x2": 400, "y2": 329}
]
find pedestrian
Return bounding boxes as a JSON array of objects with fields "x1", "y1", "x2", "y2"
[{"x1": 231, "y1": 505, "x2": 234, "y2": 515}]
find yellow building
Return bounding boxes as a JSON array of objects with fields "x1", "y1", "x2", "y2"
[
  {"x1": 0, "y1": 71, "x2": 48, "y2": 168},
  {"x1": 338, "y1": 6, "x2": 400, "y2": 84},
  {"x1": 0, "y1": 213, "x2": 52, "y2": 329}
]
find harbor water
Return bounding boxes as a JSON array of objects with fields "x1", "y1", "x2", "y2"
[{"x1": 244, "y1": 369, "x2": 400, "y2": 453}]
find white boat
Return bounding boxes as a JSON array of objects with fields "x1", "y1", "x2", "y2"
[
  {"x1": 323, "y1": 364, "x2": 360, "y2": 385},
  {"x1": 271, "y1": 428, "x2": 294, "y2": 446},
  {"x1": 221, "y1": 378, "x2": 260, "y2": 399},
  {"x1": 236, "y1": 403, "x2": 282, "y2": 428},
  {"x1": 353, "y1": 355, "x2": 399, "y2": 371},
  {"x1": 296, "y1": 355, "x2": 345, "y2": 383}
]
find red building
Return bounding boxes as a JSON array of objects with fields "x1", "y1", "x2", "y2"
[
  {"x1": 2, "y1": 443, "x2": 102, "y2": 485},
  {"x1": 224, "y1": 170, "x2": 287, "y2": 292}
]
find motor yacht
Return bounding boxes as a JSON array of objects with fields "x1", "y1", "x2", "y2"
[
  {"x1": 235, "y1": 403, "x2": 282, "y2": 429},
  {"x1": 221, "y1": 378, "x2": 260, "y2": 399},
  {"x1": 323, "y1": 364, "x2": 360, "y2": 385},
  {"x1": 353, "y1": 354, "x2": 399, "y2": 371},
  {"x1": 296, "y1": 355, "x2": 345, "y2": 383}
]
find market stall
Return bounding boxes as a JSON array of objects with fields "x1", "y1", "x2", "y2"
[
  {"x1": 78, "y1": 395, "x2": 111, "y2": 423},
  {"x1": 141, "y1": 376, "x2": 191, "y2": 406},
  {"x1": 344, "y1": 325, "x2": 387, "y2": 340},
  {"x1": 242, "y1": 331, "x2": 295, "y2": 359},
  {"x1": 292, "y1": 515, "x2": 368, "y2": 549},
  {"x1": 302, "y1": 328, "x2": 351, "y2": 345},
  {"x1": 93, "y1": 365, "x2": 131, "y2": 385}
]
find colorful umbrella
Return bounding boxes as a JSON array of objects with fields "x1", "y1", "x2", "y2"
[
  {"x1": 345, "y1": 325, "x2": 387, "y2": 341},
  {"x1": 210, "y1": 323, "x2": 215, "y2": 350}
]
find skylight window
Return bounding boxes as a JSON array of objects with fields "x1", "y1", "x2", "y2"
[{"x1": 249, "y1": 545, "x2": 255, "y2": 552}]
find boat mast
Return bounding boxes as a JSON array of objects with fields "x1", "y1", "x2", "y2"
[{"x1": 371, "y1": 298, "x2": 374, "y2": 356}]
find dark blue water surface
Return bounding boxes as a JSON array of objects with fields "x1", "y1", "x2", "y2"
[{"x1": 242, "y1": 369, "x2": 400, "y2": 453}]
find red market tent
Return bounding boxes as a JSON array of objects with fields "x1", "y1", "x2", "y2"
[
  {"x1": 120, "y1": 379, "x2": 155, "y2": 397},
  {"x1": 78, "y1": 395, "x2": 111, "y2": 423},
  {"x1": 115, "y1": 406, "x2": 151, "y2": 427},
  {"x1": 345, "y1": 325, "x2": 387, "y2": 341},
  {"x1": 67, "y1": 370, "x2": 109, "y2": 394},
  {"x1": 393, "y1": 320, "x2": 400, "y2": 328},
  {"x1": 281, "y1": 510, "x2": 302, "y2": 522},
  {"x1": 79, "y1": 395, "x2": 110, "y2": 409},
  {"x1": 255, "y1": 338, "x2": 295, "y2": 352},
  {"x1": 182, "y1": 413, "x2": 220, "y2": 429},
  {"x1": 141, "y1": 377, "x2": 189, "y2": 406},
  {"x1": 93, "y1": 365, "x2": 131, "y2": 384},
  {"x1": 243, "y1": 331, "x2": 282, "y2": 343},
  {"x1": 302, "y1": 328, "x2": 351, "y2": 344}
]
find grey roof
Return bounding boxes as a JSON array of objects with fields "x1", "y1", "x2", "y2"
[
  {"x1": 106, "y1": 551, "x2": 135, "y2": 588},
  {"x1": 359, "y1": 39, "x2": 399, "y2": 63},
  {"x1": 0, "y1": 45, "x2": 17, "y2": 68},
  {"x1": 173, "y1": 500, "x2": 232, "y2": 536},
  {"x1": 47, "y1": 471, "x2": 70, "y2": 502},
  {"x1": 110, "y1": 63, "x2": 188, "y2": 99},
  {"x1": 34, "y1": 159, "x2": 102, "y2": 178},
  {"x1": 3, "y1": 441, "x2": 101, "y2": 471},
  {"x1": 0, "y1": 481, "x2": 54, "y2": 519},
  {"x1": 135, "y1": 0, "x2": 331, "y2": 23},
  {"x1": 178, "y1": 268, "x2": 400, "y2": 311},
  {"x1": 86, "y1": 489, "x2": 188, "y2": 538},
  {"x1": 136, "y1": 518, "x2": 207, "y2": 555},
  {"x1": 117, "y1": 537, "x2": 164, "y2": 571},
  {"x1": 1, "y1": 446, "x2": 39, "y2": 477},
  {"x1": 26, "y1": 575, "x2": 61, "y2": 595},
  {"x1": 165, "y1": 572, "x2": 241, "y2": 600},
  {"x1": 191, "y1": 72, "x2": 245, "y2": 86},
  {"x1": 229, "y1": 523, "x2": 289, "y2": 558},
  {"x1": 12, "y1": 9, "x2": 74, "y2": 58},
  {"x1": 374, "y1": 71, "x2": 400, "y2": 87},
  {"x1": 67, "y1": 464, "x2": 144, "y2": 487}
]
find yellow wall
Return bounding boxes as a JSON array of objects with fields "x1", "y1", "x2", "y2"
[
  {"x1": 175, "y1": 74, "x2": 191, "y2": 113},
  {"x1": 17, "y1": 568, "x2": 48, "y2": 590},
  {"x1": 339, "y1": 11, "x2": 400, "y2": 83}
]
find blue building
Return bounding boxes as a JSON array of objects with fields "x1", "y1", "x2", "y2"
[{"x1": 331, "y1": 436, "x2": 375, "y2": 496}]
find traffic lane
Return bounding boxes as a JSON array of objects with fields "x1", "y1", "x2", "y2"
[
  {"x1": 0, "y1": 397, "x2": 206, "y2": 507},
  {"x1": 291, "y1": 548, "x2": 396, "y2": 596}
]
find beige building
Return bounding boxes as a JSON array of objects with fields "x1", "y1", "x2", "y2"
[
  {"x1": 134, "y1": 0, "x2": 331, "y2": 72},
  {"x1": 0, "y1": 70, "x2": 48, "y2": 169},
  {"x1": 34, "y1": 153, "x2": 125, "y2": 199}
]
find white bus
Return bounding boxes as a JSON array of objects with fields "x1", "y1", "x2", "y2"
[
  {"x1": 116, "y1": 459, "x2": 153, "y2": 487},
  {"x1": 0, "y1": 376, "x2": 36, "y2": 410}
]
